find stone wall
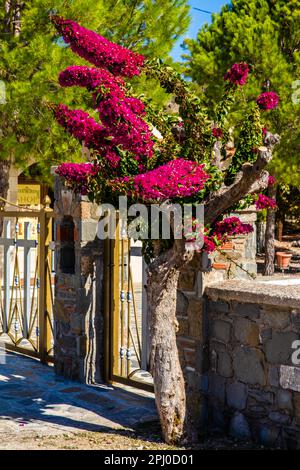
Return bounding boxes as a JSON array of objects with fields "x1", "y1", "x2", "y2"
[
  {"x1": 176, "y1": 209, "x2": 258, "y2": 433},
  {"x1": 53, "y1": 175, "x2": 104, "y2": 383},
  {"x1": 52, "y1": 177, "x2": 300, "y2": 448},
  {"x1": 204, "y1": 281, "x2": 300, "y2": 449}
]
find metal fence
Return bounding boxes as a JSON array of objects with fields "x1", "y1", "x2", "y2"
[{"x1": 0, "y1": 197, "x2": 54, "y2": 363}]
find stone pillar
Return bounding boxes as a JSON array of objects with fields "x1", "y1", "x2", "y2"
[
  {"x1": 53, "y1": 173, "x2": 104, "y2": 383},
  {"x1": 209, "y1": 206, "x2": 258, "y2": 280},
  {"x1": 7, "y1": 165, "x2": 18, "y2": 204}
]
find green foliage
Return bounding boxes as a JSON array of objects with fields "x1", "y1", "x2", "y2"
[
  {"x1": 0, "y1": 0, "x2": 190, "y2": 177},
  {"x1": 277, "y1": 184, "x2": 300, "y2": 222},
  {"x1": 226, "y1": 104, "x2": 263, "y2": 183},
  {"x1": 184, "y1": 0, "x2": 300, "y2": 184}
]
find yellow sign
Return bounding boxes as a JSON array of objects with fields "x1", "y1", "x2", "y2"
[{"x1": 18, "y1": 184, "x2": 41, "y2": 206}]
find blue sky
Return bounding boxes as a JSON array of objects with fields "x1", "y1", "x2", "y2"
[{"x1": 172, "y1": 1, "x2": 227, "y2": 61}]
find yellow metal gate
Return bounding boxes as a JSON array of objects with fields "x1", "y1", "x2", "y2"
[
  {"x1": 0, "y1": 197, "x2": 54, "y2": 363},
  {"x1": 104, "y1": 214, "x2": 153, "y2": 391}
]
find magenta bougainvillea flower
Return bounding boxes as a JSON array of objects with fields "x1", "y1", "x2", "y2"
[
  {"x1": 59, "y1": 66, "x2": 126, "y2": 98},
  {"x1": 55, "y1": 162, "x2": 99, "y2": 194},
  {"x1": 224, "y1": 62, "x2": 249, "y2": 86},
  {"x1": 130, "y1": 159, "x2": 210, "y2": 201},
  {"x1": 52, "y1": 16, "x2": 144, "y2": 77},
  {"x1": 213, "y1": 217, "x2": 253, "y2": 237},
  {"x1": 54, "y1": 104, "x2": 108, "y2": 149},
  {"x1": 255, "y1": 194, "x2": 277, "y2": 210},
  {"x1": 203, "y1": 236, "x2": 216, "y2": 253},
  {"x1": 257, "y1": 92, "x2": 279, "y2": 110},
  {"x1": 268, "y1": 175, "x2": 276, "y2": 186},
  {"x1": 212, "y1": 127, "x2": 223, "y2": 139},
  {"x1": 58, "y1": 66, "x2": 154, "y2": 161}
]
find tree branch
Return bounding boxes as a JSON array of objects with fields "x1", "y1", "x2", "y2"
[{"x1": 205, "y1": 138, "x2": 279, "y2": 226}]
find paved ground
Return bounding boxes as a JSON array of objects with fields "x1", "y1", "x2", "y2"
[{"x1": 0, "y1": 350, "x2": 157, "y2": 449}]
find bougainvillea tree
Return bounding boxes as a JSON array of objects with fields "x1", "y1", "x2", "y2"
[{"x1": 51, "y1": 16, "x2": 280, "y2": 443}]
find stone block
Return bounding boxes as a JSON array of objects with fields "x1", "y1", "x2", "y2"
[
  {"x1": 217, "y1": 351, "x2": 233, "y2": 378},
  {"x1": 277, "y1": 389, "x2": 293, "y2": 412},
  {"x1": 80, "y1": 201, "x2": 91, "y2": 219},
  {"x1": 235, "y1": 262, "x2": 257, "y2": 280},
  {"x1": 260, "y1": 328, "x2": 272, "y2": 343},
  {"x1": 291, "y1": 311, "x2": 300, "y2": 331},
  {"x1": 55, "y1": 299, "x2": 72, "y2": 323},
  {"x1": 176, "y1": 291, "x2": 189, "y2": 315},
  {"x1": 264, "y1": 332, "x2": 299, "y2": 364},
  {"x1": 229, "y1": 412, "x2": 251, "y2": 440},
  {"x1": 269, "y1": 411, "x2": 290, "y2": 424},
  {"x1": 208, "y1": 299, "x2": 230, "y2": 314},
  {"x1": 187, "y1": 299, "x2": 203, "y2": 339},
  {"x1": 70, "y1": 314, "x2": 83, "y2": 335},
  {"x1": 178, "y1": 268, "x2": 196, "y2": 291},
  {"x1": 280, "y1": 365, "x2": 300, "y2": 392},
  {"x1": 58, "y1": 335, "x2": 76, "y2": 351},
  {"x1": 293, "y1": 393, "x2": 300, "y2": 421},
  {"x1": 226, "y1": 382, "x2": 248, "y2": 410},
  {"x1": 258, "y1": 425, "x2": 280, "y2": 447},
  {"x1": 261, "y1": 306, "x2": 291, "y2": 330},
  {"x1": 200, "y1": 374, "x2": 209, "y2": 393},
  {"x1": 211, "y1": 320, "x2": 232, "y2": 343},
  {"x1": 177, "y1": 317, "x2": 189, "y2": 336},
  {"x1": 185, "y1": 369, "x2": 202, "y2": 390},
  {"x1": 77, "y1": 335, "x2": 87, "y2": 357},
  {"x1": 81, "y1": 220, "x2": 98, "y2": 242},
  {"x1": 210, "y1": 405, "x2": 226, "y2": 432},
  {"x1": 210, "y1": 340, "x2": 226, "y2": 353},
  {"x1": 234, "y1": 317, "x2": 259, "y2": 346},
  {"x1": 195, "y1": 343, "x2": 206, "y2": 372},
  {"x1": 209, "y1": 373, "x2": 226, "y2": 403},
  {"x1": 232, "y1": 302, "x2": 260, "y2": 319},
  {"x1": 233, "y1": 346, "x2": 266, "y2": 386},
  {"x1": 248, "y1": 388, "x2": 274, "y2": 405},
  {"x1": 268, "y1": 366, "x2": 279, "y2": 387}
]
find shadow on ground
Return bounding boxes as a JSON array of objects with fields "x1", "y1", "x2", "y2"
[{"x1": 0, "y1": 351, "x2": 157, "y2": 441}]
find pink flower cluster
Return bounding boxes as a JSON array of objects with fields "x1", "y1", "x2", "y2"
[
  {"x1": 54, "y1": 104, "x2": 121, "y2": 167},
  {"x1": 257, "y1": 92, "x2": 279, "y2": 110},
  {"x1": 212, "y1": 127, "x2": 223, "y2": 139},
  {"x1": 224, "y1": 62, "x2": 249, "y2": 86},
  {"x1": 59, "y1": 66, "x2": 126, "y2": 97},
  {"x1": 203, "y1": 236, "x2": 217, "y2": 253},
  {"x1": 213, "y1": 217, "x2": 253, "y2": 237},
  {"x1": 58, "y1": 66, "x2": 154, "y2": 164},
  {"x1": 55, "y1": 162, "x2": 99, "y2": 194},
  {"x1": 268, "y1": 175, "x2": 276, "y2": 186},
  {"x1": 255, "y1": 194, "x2": 277, "y2": 210},
  {"x1": 52, "y1": 16, "x2": 144, "y2": 77},
  {"x1": 130, "y1": 159, "x2": 210, "y2": 201},
  {"x1": 55, "y1": 104, "x2": 107, "y2": 148}
]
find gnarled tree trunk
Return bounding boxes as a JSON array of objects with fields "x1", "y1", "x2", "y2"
[{"x1": 147, "y1": 240, "x2": 193, "y2": 444}]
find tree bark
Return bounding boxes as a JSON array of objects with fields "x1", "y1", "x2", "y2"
[
  {"x1": 264, "y1": 185, "x2": 277, "y2": 276},
  {"x1": 0, "y1": 160, "x2": 11, "y2": 234},
  {"x1": 4, "y1": 0, "x2": 12, "y2": 33},
  {"x1": 147, "y1": 240, "x2": 193, "y2": 444},
  {"x1": 277, "y1": 219, "x2": 284, "y2": 242},
  {"x1": 13, "y1": 1, "x2": 22, "y2": 37}
]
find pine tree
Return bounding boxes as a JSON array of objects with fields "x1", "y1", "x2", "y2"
[
  {"x1": 184, "y1": 0, "x2": 300, "y2": 184},
  {"x1": 184, "y1": 0, "x2": 300, "y2": 275},
  {"x1": 0, "y1": 0, "x2": 190, "y2": 199}
]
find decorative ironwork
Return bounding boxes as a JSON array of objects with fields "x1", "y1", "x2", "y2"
[
  {"x1": 0, "y1": 198, "x2": 54, "y2": 363},
  {"x1": 104, "y1": 213, "x2": 153, "y2": 391}
]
